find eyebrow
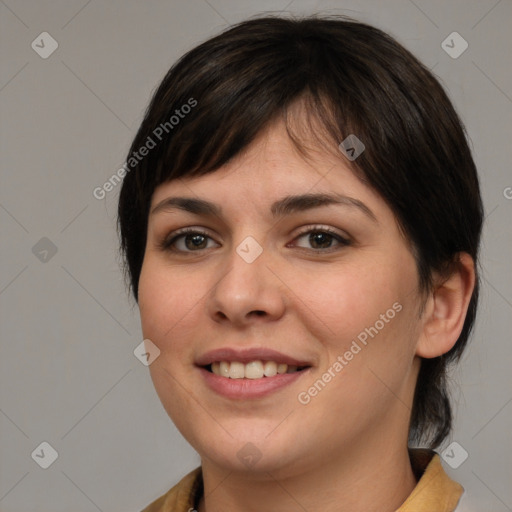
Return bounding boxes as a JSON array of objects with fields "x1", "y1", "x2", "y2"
[{"x1": 151, "y1": 193, "x2": 377, "y2": 223}]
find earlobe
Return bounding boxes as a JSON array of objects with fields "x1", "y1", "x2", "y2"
[{"x1": 416, "y1": 253, "x2": 476, "y2": 359}]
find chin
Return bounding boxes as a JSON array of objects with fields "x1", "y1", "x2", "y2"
[
  {"x1": 186, "y1": 425, "x2": 312, "y2": 475},
  {"x1": 200, "y1": 443, "x2": 300, "y2": 475}
]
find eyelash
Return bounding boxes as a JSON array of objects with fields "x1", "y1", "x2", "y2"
[{"x1": 159, "y1": 225, "x2": 352, "y2": 254}]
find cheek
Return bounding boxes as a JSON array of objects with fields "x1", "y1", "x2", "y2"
[
  {"x1": 138, "y1": 257, "x2": 205, "y2": 355},
  {"x1": 138, "y1": 258, "x2": 205, "y2": 433},
  {"x1": 294, "y1": 255, "x2": 417, "y2": 351},
  {"x1": 298, "y1": 255, "x2": 421, "y2": 416},
  {"x1": 324, "y1": 266, "x2": 420, "y2": 397}
]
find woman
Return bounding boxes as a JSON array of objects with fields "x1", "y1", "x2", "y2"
[{"x1": 118, "y1": 15, "x2": 483, "y2": 512}]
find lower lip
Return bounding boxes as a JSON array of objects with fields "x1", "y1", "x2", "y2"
[{"x1": 198, "y1": 367, "x2": 310, "y2": 399}]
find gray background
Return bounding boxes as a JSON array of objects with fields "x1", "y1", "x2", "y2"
[{"x1": 0, "y1": 0, "x2": 511, "y2": 511}]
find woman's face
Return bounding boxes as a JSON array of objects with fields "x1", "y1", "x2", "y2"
[{"x1": 138, "y1": 119, "x2": 424, "y2": 476}]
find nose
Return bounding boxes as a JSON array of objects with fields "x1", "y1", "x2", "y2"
[{"x1": 207, "y1": 242, "x2": 286, "y2": 327}]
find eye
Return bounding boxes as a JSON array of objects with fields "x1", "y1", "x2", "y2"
[
  {"x1": 291, "y1": 226, "x2": 351, "y2": 252},
  {"x1": 160, "y1": 226, "x2": 351, "y2": 254},
  {"x1": 160, "y1": 228, "x2": 219, "y2": 252}
]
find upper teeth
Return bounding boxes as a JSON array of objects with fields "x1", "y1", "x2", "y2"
[{"x1": 210, "y1": 361, "x2": 300, "y2": 379}]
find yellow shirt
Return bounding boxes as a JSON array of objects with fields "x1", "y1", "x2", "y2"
[{"x1": 141, "y1": 449, "x2": 463, "y2": 512}]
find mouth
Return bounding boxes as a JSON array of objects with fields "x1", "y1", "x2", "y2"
[
  {"x1": 203, "y1": 360, "x2": 311, "y2": 379},
  {"x1": 195, "y1": 347, "x2": 313, "y2": 399}
]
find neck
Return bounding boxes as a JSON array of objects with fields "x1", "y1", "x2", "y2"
[{"x1": 197, "y1": 440, "x2": 417, "y2": 512}]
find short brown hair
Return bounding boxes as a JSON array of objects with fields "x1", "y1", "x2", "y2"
[{"x1": 118, "y1": 15, "x2": 483, "y2": 448}]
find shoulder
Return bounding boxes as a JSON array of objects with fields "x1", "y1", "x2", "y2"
[
  {"x1": 141, "y1": 467, "x2": 203, "y2": 512},
  {"x1": 398, "y1": 449, "x2": 464, "y2": 512}
]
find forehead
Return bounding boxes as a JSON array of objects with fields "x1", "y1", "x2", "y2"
[
  {"x1": 150, "y1": 118, "x2": 382, "y2": 213},
  {"x1": 146, "y1": 117, "x2": 411, "y2": 254}
]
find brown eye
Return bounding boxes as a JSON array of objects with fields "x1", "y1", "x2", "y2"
[
  {"x1": 183, "y1": 233, "x2": 208, "y2": 250},
  {"x1": 293, "y1": 227, "x2": 351, "y2": 252},
  {"x1": 308, "y1": 232, "x2": 335, "y2": 249},
  {"x1": 161, "y1": 229, "x2": 219, "y2": 252}
]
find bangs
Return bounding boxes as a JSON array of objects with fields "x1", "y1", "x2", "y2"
[{"x1": 143, "y1": 38, "x2": 368, "y2": 189}]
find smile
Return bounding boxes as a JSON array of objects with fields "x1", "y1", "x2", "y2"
[{"x1": 207, "y1": 360, "x2": 309, "y2": 379}]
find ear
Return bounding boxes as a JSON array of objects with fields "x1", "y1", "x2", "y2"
[{"x1": 416, "y1": 253, "x2": 476, "y2": 358}]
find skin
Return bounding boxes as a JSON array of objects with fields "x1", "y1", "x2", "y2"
[{"x1": 138, "y1": 116, "x2": 475, "y2": 512}]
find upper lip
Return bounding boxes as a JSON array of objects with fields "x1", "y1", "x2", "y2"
[{"x1": 195, "y1": 347, "x2": 313, "y2": 367}]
